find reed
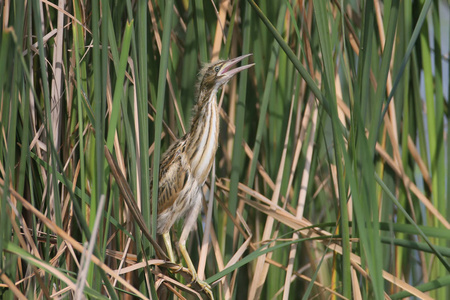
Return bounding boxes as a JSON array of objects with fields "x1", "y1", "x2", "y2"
[{"x1": 0, "y1": 0, "x2": 448, "y2": 299}]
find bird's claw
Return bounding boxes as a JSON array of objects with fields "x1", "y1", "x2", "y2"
[
  {"x1": 166, "y1": 262, "x2": 185, "y2": 274},
  {"x1": 174, "y1": 264, "x2": 185, "y2": 273},
  {"x1": 187, "y1": 276, "x2": 213, "y2": 300},
  {"x1": 167, "y1": 264, "x2": 214, "y2": 299}
]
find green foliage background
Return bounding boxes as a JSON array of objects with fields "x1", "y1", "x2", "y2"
[{"x1": 0, "y1": 0, "x2": 449, "y2": 299}]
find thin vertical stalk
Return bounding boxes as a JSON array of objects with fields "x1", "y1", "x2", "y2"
[
  {"x1": 152, "y1": 0, "x2": 174, "y2": 239},
  {"x1": 226, "y1": 0, "x2": 252, "y2": 262}
]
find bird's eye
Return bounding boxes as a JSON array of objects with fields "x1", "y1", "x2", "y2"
[{"x1": 214, "y1": 66, "x2": 220, "y2": 73}]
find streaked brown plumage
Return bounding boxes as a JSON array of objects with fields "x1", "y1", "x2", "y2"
[{"x1": 155, "y1": 54, "x2": 254, "y2": 298}]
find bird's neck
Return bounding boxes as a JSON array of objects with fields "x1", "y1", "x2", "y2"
[{"x1": 185, "y1": 88, "x2": 220, "y2": 183}]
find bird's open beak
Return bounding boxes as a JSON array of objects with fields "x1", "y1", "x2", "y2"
[{"x1": 218, "y1": 53, "x2": 254, "y2": 78}]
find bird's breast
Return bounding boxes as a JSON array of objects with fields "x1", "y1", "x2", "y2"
[{"x1": 187, "y1": 101, "x2": 219, "y2": 184}]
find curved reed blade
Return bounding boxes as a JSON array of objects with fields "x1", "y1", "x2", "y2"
[{"x1": 104, "y1": 146, "x2": 167, "y2": 260}]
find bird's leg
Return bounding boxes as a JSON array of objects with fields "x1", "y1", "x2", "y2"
[
  {"x1": 162, "y1": 214, "x2": 213, "y2": 299},
  {"x1": 179, "y1": 240, "x2": 213, "y2": 299},
  {"x1": 178, "y1": 199, "x2": 214, "y2": 299},
  {"x1": 162, "y1": 232, "x2": 176, "y2": 263},
  {"x1": 162, "y1": 232, "x2": 184, "y2": 273}
]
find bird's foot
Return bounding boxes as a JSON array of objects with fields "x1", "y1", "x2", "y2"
[
  {"x1": 186, "y1": 275, "x2": 214, "y2": 300},
  {"x1": 166, "y1": 262, "x2": 187, "y2": 274},
  {"x1": 164, "y1": 262, "x2": 214, "y2": 299}
]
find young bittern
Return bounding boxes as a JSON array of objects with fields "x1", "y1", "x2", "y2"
[{"x1": 155, "y1": 54, "x2": 253, "y2": 298}]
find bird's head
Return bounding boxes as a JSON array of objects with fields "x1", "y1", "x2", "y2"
[{"x1": 198, "y1": 53, "x2": 254, "y2": 93}]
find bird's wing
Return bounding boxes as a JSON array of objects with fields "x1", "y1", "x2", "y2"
[{"x1": 156, "y1": 142, "x2": 188, "y2": 214}]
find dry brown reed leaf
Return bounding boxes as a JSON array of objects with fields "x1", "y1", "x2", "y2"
[
  {"x1": 0, "y1": 177, "x2": 149, "y2": 300},
  {"x1": 0, "y1": 271, "x2": 28, "y2": 300},
  {"x1": 216, "y1": 178, "x2": 433, "y2": 300},
  {"x1": 40, "y1": 0, "x2": 92, "y2": 34},
  {"x1": 335, "y1": 97, "x2": 450, "y2": 229}
]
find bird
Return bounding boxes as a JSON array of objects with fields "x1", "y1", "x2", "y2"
[{"x1": 154, "y1": 54, "x2": 254, "y2": 298}]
